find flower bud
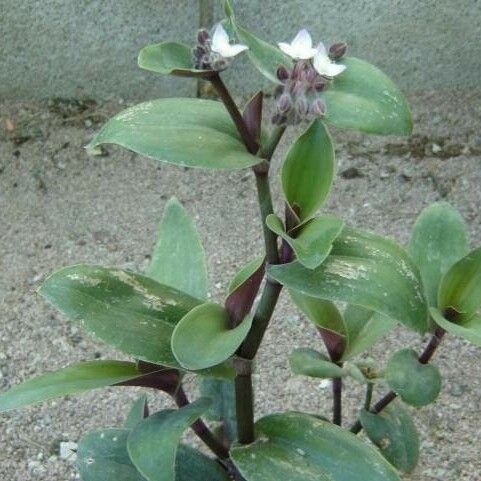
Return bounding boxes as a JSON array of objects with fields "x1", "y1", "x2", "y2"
[
  {"x1": 329, "y1": 42, "x2": 347, "y2": 60},
  {"x1": 277, "y1": 93, "x2": 292, "y2": 114},
  {"x1": 310, "y1": 98, "x2": 326, "y2": 116},
  {"x1": 291, "y1": 80, "x2": 304, "y2": 96},
  {"x1": 313, "y1": 79, "x2": 327, "y2": 92},
  {"x1": 276, "y1": 65, "x2": 290, "y2": 82},
  {"x1": 192, "y1": 46, "x2": 206, "y2": 69},
  {"x1": 305, "y1": 68, "x2": 316, "y2": 84},
  {"x1": 291, "y1": 60, "x2": 305, "y2": 80},
  {"x1": 295, "y1": 96, "x2": 308, "y2": 117},
  {"x1": 197, "y1": 29, "x2": 210, "y2": 46}
]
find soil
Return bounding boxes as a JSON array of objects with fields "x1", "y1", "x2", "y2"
[{"x1": 1, "y1": 89, "x2": 480, "y2": 480}]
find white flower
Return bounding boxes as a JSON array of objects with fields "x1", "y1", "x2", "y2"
[
  {"x1": 211, "y1": 24, "x2": 248, "y2": 58},
  {"x1": 313, "y1": 42, "x2": 346, "y2": 77},
  {"x1": 278, "y1": 29, "x2": 318, "y2": 60}
]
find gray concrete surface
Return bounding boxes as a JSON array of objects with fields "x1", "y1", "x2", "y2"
[{"x1": 1, "y1": 1, "x2": 480, "y2": 100}]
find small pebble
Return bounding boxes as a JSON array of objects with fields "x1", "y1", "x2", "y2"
[
  {"x1": 59, "y1": 442, "x2": 78, "y2": 462},
  {"x1": 340, "y1": 167, "x2": 364, "y2": 179}
]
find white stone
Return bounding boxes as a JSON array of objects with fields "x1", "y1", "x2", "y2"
[{"x1": 59, "y1": 442, "x2": 78, "y2": 462}]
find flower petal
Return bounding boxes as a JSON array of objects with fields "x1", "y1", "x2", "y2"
[
  {"x1": 211, "y1": 23, "x2": 230, "y2": 53},
  {"x1": 313, "y1": 54, "x2": 331, "y2": 75},
  {"x1": 292, "y1": 29, "x2": 313, "y2": 51},
  {"x1": 220, "y1": 43, "x2": 249, "y2": 58},
  {"x1": 297, "y1": 47, "x2": 318, "y2": 60},
  {"x1": 316, "y1": 41, "x2": 327, "y2": 56},
  {"x1": 323, "y1": 62, "x2": 347, "y2": 77},
  {"x1": 278, "y1": 42, "x2": 296, "y2": 58}
]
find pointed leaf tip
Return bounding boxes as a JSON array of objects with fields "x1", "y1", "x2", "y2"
[
  {"x1": 409, "y1": 202, "x2": 468, "y2": 307},
  {"x1": 281, "y1": 120, "x2": 335, "y2": 221},
  {"x1": 148, "y1": 197, "x2": 208, "y2": 301}
]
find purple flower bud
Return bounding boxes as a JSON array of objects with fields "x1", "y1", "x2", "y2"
[
  {"x1": 278, "y1": 93, "x2": 292, "y2": 114},
  {"x1": 291, "y1": 60, "x2": 305, "y2": 80},
  {"x1": 310, "y1": 98, "x2": 326, "y2": 116},
  {"x1": 313, "y1": 79, "x2": 328, "y2": 92},
  {"x1": 276, "y1": 65, "x2": 290, "y2": 82},
  {"x1": 291, "y1": 80, "x2": 304, "y2": 96},
  {"x1": 305, "y1": 68, "x2": 316, "y2": 84},
  {"x1": 295, "y1": 96, "x2": 309, "y2": 117},
  {"x1": 329, "y1": 42, "x2": 347, "y2": 60},
  {"x1": 197, "y1": 29, "x2": 210, "y2": 45}
]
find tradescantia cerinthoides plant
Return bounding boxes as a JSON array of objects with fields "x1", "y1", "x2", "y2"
[{"x1": 1, "y1": 1, "x2": 481, "y2": 480}]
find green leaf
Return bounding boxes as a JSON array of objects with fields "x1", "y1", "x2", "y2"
[
  {"x1": 200, "y1": 378, "x2": 237, "y2": 443},
  {"x1": 231, "y1": 412, "x2": 401, "y2": 481},
  {"x1": 222, "y1": 0, "x2": 235, "y2": 18},
  {"x1": 78, "y1": 427, "x2": 229, "y2": 481},
  {"x1": 438, "y1": 247, "x2": 481, "y2": 318},
  {"x1": 266, "y1": 214, "x2": 344, "y2": 269},
  {"x1": 148, "y1": 197, "x2": 208, "y2": 300},
  {"x1": 127, "y1": 399, "x2": 211, "y2": 481},
  {"x1": 385, "y1": 349, "x2": 441, "y2": 406},
  {"x1": 124, "y1": 394, "x2": 149, "y2": 429},
  {"x1": 281, "y1": 120, "x2": 335, "y2": 221},
  {"x1": 39, "y1": 265, "x2": 200, "y2": 368},
  {"x1": 430, "y1": 307, "x2": 481, "y2": 347},
  {"x1": 77, "y1": 428, "x2": 146, "y2": 481},
  {"x1": 87, "y1": 99, "x2": 262, "y2": 170},
  {"x1": 343, "y1": 363, "x2": 369, "y2": 384},
  {"x1": 224, "y1": 11, "x2": 292, "y2": 84},
  {"x1": 289, "y1": 291, "x2": 345, "y2": 334},
  {"x1": 228, "y1": 257, "x2": 265, "y2": 294},
  {"x1": 342, "y1": 306, "x2": 396, "y2": 361},
  {"x1": 138, "y1": 42, "x2": 214, "y2": 78},
  {"x1": 290, "y1": 291, "x2": 346, "y2": 360},
  {"x1": 409, "y1": 202, "x2": 468, "y2": 306},
  {"x1": 360, "y1": 402, "x2": 419, "y2": 473},
  {"x1": 269, "y1": 226, "x2": 429, "y2": 333},
  {"x1": 171, "y1": 303, "x2": 253, "y2": 370},
  {"x1": 289, "y1": 348, "x2": 345, "y2": 379},
  {"x1": 0, "y1": 361, "x2": 140, "y2": 412},
  {"x1": 176, "y1": 445, "x2": 231, "y2": 481},
  {"x1": 323, "y1": 57, "x2": 412, "y2": 135}
]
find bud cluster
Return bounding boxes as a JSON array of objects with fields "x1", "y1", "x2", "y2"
[
  {"x1": 192, "y1": 29, "x2": 230, "y2": 72},
  {"x1": 273, "y1": 42, "x2": 347, "y2": 125}
]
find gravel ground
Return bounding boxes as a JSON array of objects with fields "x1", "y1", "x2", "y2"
[{"x1": 1, "y1": 89, "x2": 481, "y2": 480}]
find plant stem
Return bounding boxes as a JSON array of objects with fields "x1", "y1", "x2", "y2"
[
  {"x1": 255, "y1": 172, "x2": 279, "y2": 265},
  {"x1": 209, "y1": 73, "x2": 288, "y2": 445},
  {"x1": 239, "y1": 280, "x2": 282, "y2": 360},
  {"x1": 364, "y1": 383, "x2": 374, "y2": 411},
  {"x1": 234, "y1": 374, "x2": 255, "y2": 443},
  {"x1": 332, "y1": 377, "x2": 343, "y2": 426},
  {"x1": 350, "y1": 327, "x2": 446, "y2": 434},
  {"x1": 210, "y1": 73, "x2": 258, "y2": 154},
  {"x1": 173, "y1": 386, "x2": 229, "y2": 460},
  {"x1": 418, "y1": 326, "x2": 446, "y2": 364}
]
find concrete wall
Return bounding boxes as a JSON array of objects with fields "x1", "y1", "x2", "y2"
[{"x1": 1, "y1": 0, "x2": 480, "y2": 100}]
